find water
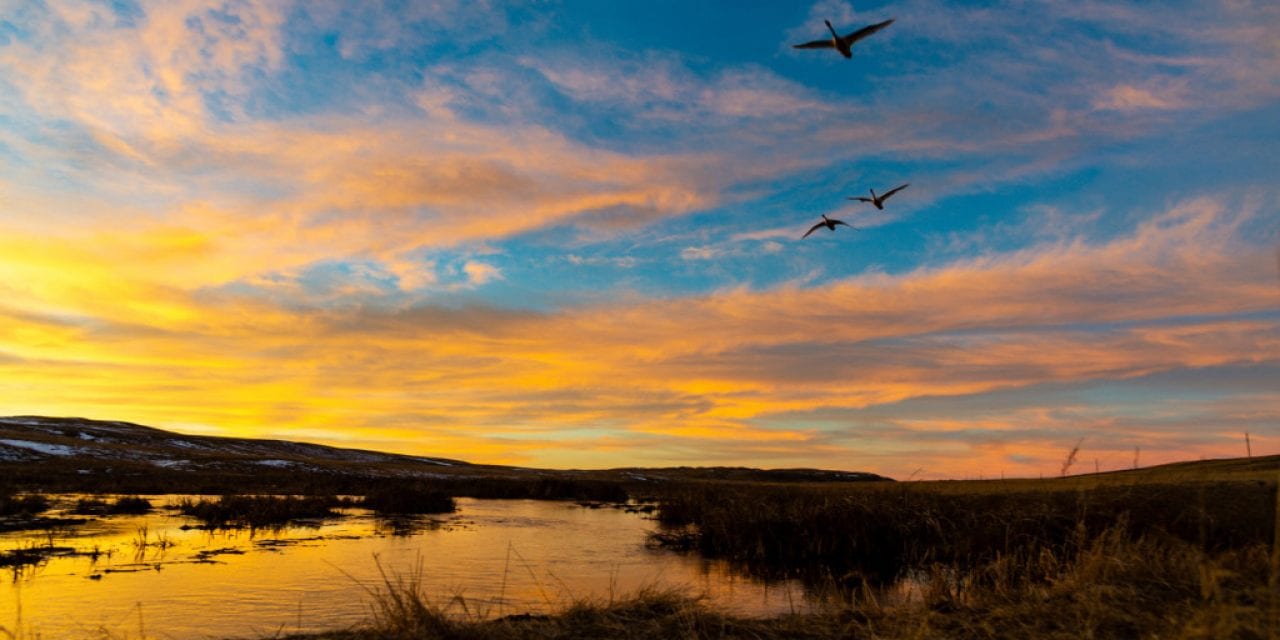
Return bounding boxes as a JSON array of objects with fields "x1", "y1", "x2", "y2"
[{"x1": 1, "y1": 497, "x2": 813, "y2": 639}]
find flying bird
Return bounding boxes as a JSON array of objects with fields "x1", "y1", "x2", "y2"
[
  {"x1": 793, "y1": 18, "x2": 895, "y2": 59},
  {"x1": 848, "y1": 183, "x2": 908, "y2": 210},
  {"x1": 802, "y1": 214, "x2": 852, "y2": 239}
]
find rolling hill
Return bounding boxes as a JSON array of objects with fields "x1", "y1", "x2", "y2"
[{"x1": 0, "y1": 416, "x2": 891, "y2": 493}]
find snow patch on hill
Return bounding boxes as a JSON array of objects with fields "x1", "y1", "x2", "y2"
[
  {"x1": 0, "y1": 439, "x2": 78, "y2": 456},
  {"x1": 253, "y1": 459, "x2": 295, "y2": 468}
]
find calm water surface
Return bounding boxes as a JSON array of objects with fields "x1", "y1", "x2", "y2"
[{"x1": 2, "y1": 496, "x2": 814, "y2": 639}]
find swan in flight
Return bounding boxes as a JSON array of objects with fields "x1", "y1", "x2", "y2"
[
  {"x1": 802, "y1": 214, "x2": 852, "y2": 239},
  {"x1": 793, "y1": 18, "x2": 895, "y2": 59},
  {"x1": 848, "y1": 183, "x2": 908, "y2": 210}
]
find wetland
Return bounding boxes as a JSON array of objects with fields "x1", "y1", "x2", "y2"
[{"x1": 2, "y1": 495, "x2": 812, "y2": 639}]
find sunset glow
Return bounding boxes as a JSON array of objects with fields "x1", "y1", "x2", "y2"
[{"x1": 0, "y1": 1, "x2": 1276, "y2": 479}]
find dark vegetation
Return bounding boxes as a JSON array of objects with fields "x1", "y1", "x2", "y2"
[
  {"x1": 649, "y1": 476, "x2": 1276, "y2": 586},
  {"x1": 72, "y1": 495, "x2": 152, "y2": 515},
  {"x1": 0, "y1": 544, "x2": 82, "y2": 569},
  {"x1": 438, "y1": 477, "x2": 630, "y2": 503},
  {"x1": 175, "y1": 495, "x2": 342, "y2": 529},
  {"x1": 0, "y1": 463, "x2": 633, "y2": 505},
  {"x1": 0, "y1": 485, "x2": 50, "y2": 517},
  {"x1": 0, "y1": 483, "x2": 89, "y2": 532},
  {"x1": 363, "y1": 484, "x2": 456, "y2": 515}
]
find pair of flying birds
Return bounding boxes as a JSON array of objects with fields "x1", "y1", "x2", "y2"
[
  {"x1": 793, "y1": 17, "x2": 906, "y2": 240},
  {"x1": 802, "y1": 184, "x2": 908, "y2": 239}
]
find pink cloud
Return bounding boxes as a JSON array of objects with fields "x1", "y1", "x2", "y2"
[{"x1": 1093, "y1": 83, "x2": 1189, "y2": 112}]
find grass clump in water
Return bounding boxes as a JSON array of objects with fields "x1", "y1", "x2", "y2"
[
  {"x1": 73, "y1": 495, "x2": 152, "y2": 515},
  {"x1": 363, "y1": 485, "x2": 456, "y2": 515},
  {"x1": 0, "y1": 492, "x2": 49, "y2": 517},
  {"x1": 175, "y1": 494, "x2": 338, "y2": 529},
  {"x1": 109, "y1": 495, "x2": 153, "y2": 514}
]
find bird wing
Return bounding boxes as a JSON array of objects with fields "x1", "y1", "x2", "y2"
[
  {"x1": 840, "y1": 18, "x2": 895, "y2": 46},
  {"x1": 881, "y1": 183, "x2": 909, "y2": 200},
  {"x1": 831, "y1": 218, "x2": 851, "y2": 228},
  {"x1": 801, "y1": 222, "x2": 826, "y2": 238},
  {"x1": 848, "y1": 197, "x2": 874, "y2": 203},
  {"x1": 793, "y1": 39, "x2": 835, "y2": 49}
]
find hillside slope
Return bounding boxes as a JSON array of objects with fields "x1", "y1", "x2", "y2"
[{"x1": 0, "y1": 416, "x2": 891, "y2": 492}]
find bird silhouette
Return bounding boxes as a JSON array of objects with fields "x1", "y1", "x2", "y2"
[
  {"x1": 802, "y1": 214, "x2": 852, "y2": 239},
  {"x1": 793, "y1": 19, "x2": 895, "y2": 59},
  {"x1": 848, "y1": 183, "x2": 908, "y2": 210}
]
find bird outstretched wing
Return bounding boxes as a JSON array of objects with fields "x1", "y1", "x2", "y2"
[
  {"x1": 840, "y1": 18, "x2": 895, "y2": 46},
  {"x1": 848, "y1": 197, "x2": 874, "y2": 203},
  {"x1": 881, "y1": 183, "x2": 909, "y2": 200},
  {"x1": 831, "y1": 218, "x2": 851, "y2": 228},
  {"x1": 793, "y1": 39, "x2": 835, "y2": 49},
  {"x1": 801, "y1": 222, "x2": 826, "y2": 238}
]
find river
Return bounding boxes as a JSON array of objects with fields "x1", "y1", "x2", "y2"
[{"x1": 2, "y1": 496, "x2": 815, "y2": 639}]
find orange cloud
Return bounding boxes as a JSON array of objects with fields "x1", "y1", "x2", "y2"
[
  {"x1": 0, "y1": 195, "x2": 1273, "y2": 478},
  {"x1": 0, "y1": 3, "x2": 728, "y2": 293}
]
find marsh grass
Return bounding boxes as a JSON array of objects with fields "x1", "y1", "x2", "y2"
[
  {"x1": 73, "y1": 495, "x2": 153, "y2": 515},
  {"x1": 128, "y1": 524, "x2": 174, "y2": 561},
  {"x1": 363, "y1": 485, "x2": 456, "y2": 515},
  {"x1": 110, "y1": 495, "x2": 153, "y2": 514},
  {"x1": 284, "y1": 528, "x2": 1270, "y2": 639},
  {"x1": 265, "y1": 470, "x2": 1278, "y2": 640},
  {"x1": 0, "y1": 493, "x2": 49, "y2": 517},
  {"x1": 175, "y1": 495, "x2": 340, "y2": 529},
  {"x1": 650, "y1": 477, "x2": 1277, "y2": 588},
  {"x1": 0, "y1": 543, "x2": 79, "y2": 569},
  {"x1": 0, "y1": 491, "x2": 84, "y2": 533}
]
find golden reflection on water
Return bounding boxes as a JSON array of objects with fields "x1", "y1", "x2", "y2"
[{"x1": 2, "y1": 497, "x2": 812, "y2": 639}]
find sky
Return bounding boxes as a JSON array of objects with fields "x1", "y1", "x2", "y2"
[{"x1": 0, "y1": 0, "x2": 1276, "y2": 480}]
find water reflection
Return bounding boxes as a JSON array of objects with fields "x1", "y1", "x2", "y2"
[
  {"x1": 2, "y1": 496, "x2": 816, "y2": 639},
  {"x1": 373, "y1": 514, "x2": 459, "y2": 537}
]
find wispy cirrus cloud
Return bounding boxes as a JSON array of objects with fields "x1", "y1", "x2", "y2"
[
  {"x1": 527, "y1": 54, "x2": 839, "y2": 123},
  {"x1": 1093, "y1": 82, "x2": 1191, "y2": 112},
  {"x1": 0, "y1": 10, "x2": 732, "y2": 305}
]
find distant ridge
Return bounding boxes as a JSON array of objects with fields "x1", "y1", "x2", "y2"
[
  {"x1": 0, "y1": 416, "x2": 893, "y2": 492},
  {"x1": 0, "y1": 414, "x2": 469, "y2": 469}
]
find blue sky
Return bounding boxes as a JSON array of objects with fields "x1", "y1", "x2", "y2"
[{"x1": 0, "y1": 0, "x2": 1276, "y2": 478}]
